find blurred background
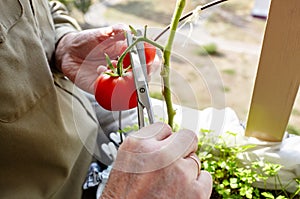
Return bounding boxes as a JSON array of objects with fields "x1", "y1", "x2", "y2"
[{"x1": 58, "y1": 0, "x2": 300, "y2": 135}]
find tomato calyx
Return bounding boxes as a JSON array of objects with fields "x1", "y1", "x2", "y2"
[{"x1": 104, "y1": 53, "x2": 132, "y2": 77}]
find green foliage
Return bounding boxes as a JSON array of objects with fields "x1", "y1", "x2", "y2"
[
  {"x1": 197, "y1": 130, "x2": 300, "y2": 199},
  {"x1": 150, "y1": 91, "x2": 164, "y2": 100},
  {"x1": 74, "y1": 0, "x2": 92, "y2": 13},
  {"x1": 56, "y1": 0, "x2": 92, "y2": 13},
  {"x1": 287, "y1": 125, "x2": 300, "y2": 136},
  {"x1": 223, "y1": 86, "x2": 231, "y2": 93},
  {"x1": 222, "y1": 68, "x2": 237, "y2": 76},
  {"x1": 119, "y1": 123, "x2": 139, "y2": 134},
  {"x1": 197, "y1": 43, "x2": 219, "y2": 56}
]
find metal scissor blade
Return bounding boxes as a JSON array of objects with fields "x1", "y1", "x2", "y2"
[
  {"x1": 136, "y1": 30, "x2": 147, "y2": 78},
  {"x1": 126, "y1": 31, "x2": 154, "y2": 128},
  {"x1": 135, "y1": 30, "x2": 154, "y2": 125}
]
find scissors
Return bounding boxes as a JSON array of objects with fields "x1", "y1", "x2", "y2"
[{"x1": 126, "y1": 30, "x2": 154, "y2": 128}]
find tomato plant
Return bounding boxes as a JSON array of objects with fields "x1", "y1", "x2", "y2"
[{"x1": 94, "y1": 70, "x2": 137, "y2": 111}]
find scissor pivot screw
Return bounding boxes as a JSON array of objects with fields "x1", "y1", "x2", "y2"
[{"x1": 140, "y1": 88, "x2": 146, "y2": 93}]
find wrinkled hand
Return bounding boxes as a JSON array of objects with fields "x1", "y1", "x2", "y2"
[
  {"x1": 55, "y1": 24, "x2": 128, "y2": 93},
  {"x1": 101, "y1": 122, "x2": 212, "y2": 199}
]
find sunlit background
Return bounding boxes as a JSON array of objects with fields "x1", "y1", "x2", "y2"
[{"x1": 59, "y1": 0, "x2": 300, "y2": 135}]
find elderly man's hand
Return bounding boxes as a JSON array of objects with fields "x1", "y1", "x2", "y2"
[
  {"x1": 55, "y1": 24, "x2": 128, "y2": 93},
  {"x1": 101, "y1": 122, "x2": 213, "y2": 199}
]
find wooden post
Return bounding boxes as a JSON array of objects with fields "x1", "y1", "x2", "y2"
[{"x1": 245, "y1": 0, "x2": 300, "y2": 142}]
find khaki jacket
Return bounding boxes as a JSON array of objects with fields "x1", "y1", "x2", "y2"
[{"x1": 0, "y1": 0, "x2": 98, "y2": 198}]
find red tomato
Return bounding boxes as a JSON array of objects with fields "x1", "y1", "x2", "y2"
[
  {"x1": 121, "y1": 42, "x2": 156, "y2": 72},
  {"x1": 94, "y1": 71, "x2": 137, "y2": 111},
  {"x1": 144, "y1": 42, "x2": 156, "y2": 66}
]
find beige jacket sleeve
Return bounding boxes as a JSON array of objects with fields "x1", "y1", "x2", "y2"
[
  {"x1": 49, "y1": 1, "x2": 82, "y2": 44},
  {"x1": 0, "y1": 1, "x2": 98, "y2": 198}
]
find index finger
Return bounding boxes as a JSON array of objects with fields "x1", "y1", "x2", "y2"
[
  {"x1": 111, "y1": 23, "x2": 130, "y2": 35},
  {"x1": 163, "y1": 129, "x2": 198, "y2": 158},
  {"x1": 130, "y1": 122, "x2": 172, "y2": 141}
]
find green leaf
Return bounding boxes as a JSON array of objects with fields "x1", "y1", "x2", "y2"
[
  {"x1": 246, "y1": 190, "x2": 253, "y2": 199},
  {"x1": 263, "y1": 162, "x2": 283, "y2": 176},
  {"x1": 218, "y1": 161, "x2": 227, "y2": 169},
  {"x1": 200, "y1": 129, "x2": 213, "y2": 133},
  {"x1": 226, "y1": 131, "x2": 238, "y2": 137},
  {"x1": 230, "y1": 178, "x2": 238, "y2": 189},
  {"x1": 240, "y1": 185, "x2": 253, "y2": 198},
  {"x1": 119, "y1": 124, "x2": 139, "y2": 133},
  {"x1": 129, "y1": 25, "x2": 138, "y2": 36},
  {"x1": 104, "y1": 72, "x2": 119, "y2": 77},
  {"x1": 275, "y1": 196, "x2": 288, "y2": 199},
  {"x1": 222, "y1": 179, "x2": 229, "y2": 186},
  {"x1": 123, "y1": 65, "x2": 132, "y2": 73},
  {"x1": 105, "y1": 54, "x2": 115, "y2": 71},
  {"x1": 239, "y1": 144, "x2": 257, "y2": 152},
  {"x1": 261, "y1": 192, "x2": 275, "y2": 199},
  {"x1": 215, "y1": 169, "x2": 225, "y2": 178}
]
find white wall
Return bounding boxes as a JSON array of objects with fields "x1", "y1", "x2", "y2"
[{"x1": 251, "y1": 0, "x2": 271, "y2": 18}]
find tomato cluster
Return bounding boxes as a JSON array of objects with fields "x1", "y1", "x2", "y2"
[{"x1": 94, "y1": 42, "x2": 156, "y2": 111}]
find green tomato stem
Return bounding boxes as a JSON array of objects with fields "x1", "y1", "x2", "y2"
[
  {"x1": 117, "y1": 60, "x2": 123, "y2": 76},
  {"x1": 117, "y1": 37, "x2": 164, "y2": 70},
  {"x1": 162, "y1": 0, "x2": 186, "y2": 129}
]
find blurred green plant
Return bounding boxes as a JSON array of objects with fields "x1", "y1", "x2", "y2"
[
  {"x1": 287, "y1": 125, "x2": 300, "y2": 136},
  {"x1": 197, "y1": 42, "x2": 219, "y2": 56},
  {"x1": 150, "y1": 91, "x2": 164, "y2": 100},
  {"x1": 223, "y1": 86, "x2": 231, "y2": 93},
  {"x1": 56, "y1": 0, "x2": 92, "y2": 13},
  {"x1": 222, "y1": 68, "x2": 236, "y2": 76}
]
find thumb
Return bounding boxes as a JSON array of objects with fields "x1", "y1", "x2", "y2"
[{"x1": 97, "y1": 65, "x2": 107, "y2": 75}]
